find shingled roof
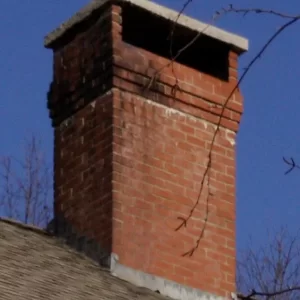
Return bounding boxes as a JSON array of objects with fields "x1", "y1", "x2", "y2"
[{"x1": 0, "y1": 218, "x2": 169, "y2": 300}]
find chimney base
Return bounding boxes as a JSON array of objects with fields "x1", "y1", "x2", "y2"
[{"x1": 111, "y1": 253, "x2": 229, "y2": 300}]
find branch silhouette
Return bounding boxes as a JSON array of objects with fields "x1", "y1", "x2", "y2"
[
  {"x1": 237, "y1": 227, "x2": 300, "y2": 299},
  {"x1": 283, "y1": 157, "x2": 300, "y2": 175},
  {"x1": 221, "y1": 5, "x2": 300, "y2": 19},
  {"x1": 239, "y1": 287, "x2": 300, "y2": 299},
  {"x1": 156, "y1": 2, "x2": 300, "y2": 256},
  {"x1": 166, "y1": 2, "x2": 300, "y2": 298},
  {"x1": 0, "y1": 135, "x2": 52, "y2": 227},
  {"x1": 144, "y1": 2, "x2": 221, "y2": 92},
  {"x1": 144, "y1": 1, "x2": 300, "y2": 257},
  {"x1": 175, "y1": 11, "x2": 300, "y2": 256}
]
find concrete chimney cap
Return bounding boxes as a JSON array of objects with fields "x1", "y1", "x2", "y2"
[{"x1": 44, "y1": 0, "x2": 248, "y2": 53}]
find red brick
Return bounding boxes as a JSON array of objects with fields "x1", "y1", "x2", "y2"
[{"x1": 48, "y1": 3, "x2": 244, "y2": 297}]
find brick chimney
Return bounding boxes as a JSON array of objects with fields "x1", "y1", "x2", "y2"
[{"x1": 45, "y1": 1, "x2": 248, "y2": 299}]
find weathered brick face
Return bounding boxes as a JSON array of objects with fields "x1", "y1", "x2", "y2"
[
  {"x1": 48, "y1": 4, "x2": 114, "y2": 126},
  {"x1": 112, "y1": 90, "x2": 237, "y2": 296},
  {"x1": 54, "y1": 94, "x2": 113, "y2": 251},
  {"x1": 47, "y1": 3, "x2": 243, "y2": 298}
]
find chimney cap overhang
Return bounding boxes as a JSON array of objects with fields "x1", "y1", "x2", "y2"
[{"x1": 44, "y1": 0, "x2": 248, "y2": 53}]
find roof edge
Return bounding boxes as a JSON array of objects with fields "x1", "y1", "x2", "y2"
[
  {"x1": 44, "y1": 0, "x2": 248, "y2": 53},
  {"x1": 0, "y1": 217, "x2": 52, "y2": 236}
]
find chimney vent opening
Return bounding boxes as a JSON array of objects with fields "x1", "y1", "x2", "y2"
[{"x1": 122, "y1": 5, "x2": 230, "y2": 81}]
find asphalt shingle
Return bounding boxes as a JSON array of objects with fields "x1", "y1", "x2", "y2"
[{"x1": 0, "y1": 218, "x2": 168, "y2": 300}]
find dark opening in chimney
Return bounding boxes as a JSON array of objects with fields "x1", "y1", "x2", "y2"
[{"x1": 122, "y1": 5, "x2": 230, "y2": 81}]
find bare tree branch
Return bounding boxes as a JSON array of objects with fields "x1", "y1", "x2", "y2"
[
  {"x1": 240, "y1": 286, "x2": 300, "y2": 300},
  {"x1": 174, "y1": 8, "x2": 300, "y2": 255},
  {"x1": 283, "y1": 157, "x2": 300, "y2": 174},
  {"x1": 238, "y1": 228, "x2": 300, "y2": 300},
  {"x1": 0, "y1": 135, "x2": 52, "y2": 228},
  {"x1": 144, "y1": 0, "x2": 300, "y2": 256},
  {"x1": 221, "y1": 5, "x2": 300, "y2": 19}
]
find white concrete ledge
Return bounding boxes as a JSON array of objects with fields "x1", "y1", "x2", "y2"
[
  {"x1": 44, "y1": 0, "x2": 248, "y2": 53},
  {"x1": 110, "y1": 253, "x2": 229, "y2": 300}
]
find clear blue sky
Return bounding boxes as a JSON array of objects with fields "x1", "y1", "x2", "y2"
[{"x1": 1, "y1": 0, "x2": 300, "y2": 254}]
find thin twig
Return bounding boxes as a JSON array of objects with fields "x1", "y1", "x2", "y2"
[
  {"x1": 144, "y1": 2, "x2": 221, "y2": 92},
  {"x1": 283, "y1": 157, "x2": 300, "y2": 174},
  {"x1": 144, "y1": 2, "x2": 300, "y2": 257},
  {"x1": 240, "y1": 286, "x2": 300, "y2": 299},
  {"x1": 222, "y1": 5, "x2": 300, "y2": 19},
  {"x1": 169, "y1": 0, "x2": 193, "y2": 58},
  {"x1": 174, "y1": 9, "x2": 300, "y2": 254}
]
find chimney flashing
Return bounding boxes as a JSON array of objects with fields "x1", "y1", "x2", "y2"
[
  {"x1": 44, "y1": 0, "x2": 248, "y2": 53},
  {"x1": 110, "y1": 253, "x2": 226, "y2": 300}
]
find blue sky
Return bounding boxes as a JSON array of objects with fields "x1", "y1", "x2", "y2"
[{"x1": 1, "y1": 0, "x2": 300, "y2": 254}]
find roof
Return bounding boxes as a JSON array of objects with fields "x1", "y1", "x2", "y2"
[
  {"x1": 0, "y1": 218, "x2": 169, "y2": 300},
  {"x1": 44, "y1": 0, "x2": 248, "y2": 53}
]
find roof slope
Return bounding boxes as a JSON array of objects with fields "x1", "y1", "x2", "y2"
[{"x1": 0, "y1": 218, "x2": 168, "y2": 300}]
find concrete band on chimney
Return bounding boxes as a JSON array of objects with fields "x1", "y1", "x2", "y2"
[
  {"x1": 45, "y1": 1, "x2": 248, "y2": 300},
  {"x1": 44, "y1": 0, "x2": 248, "y2": 53}
]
